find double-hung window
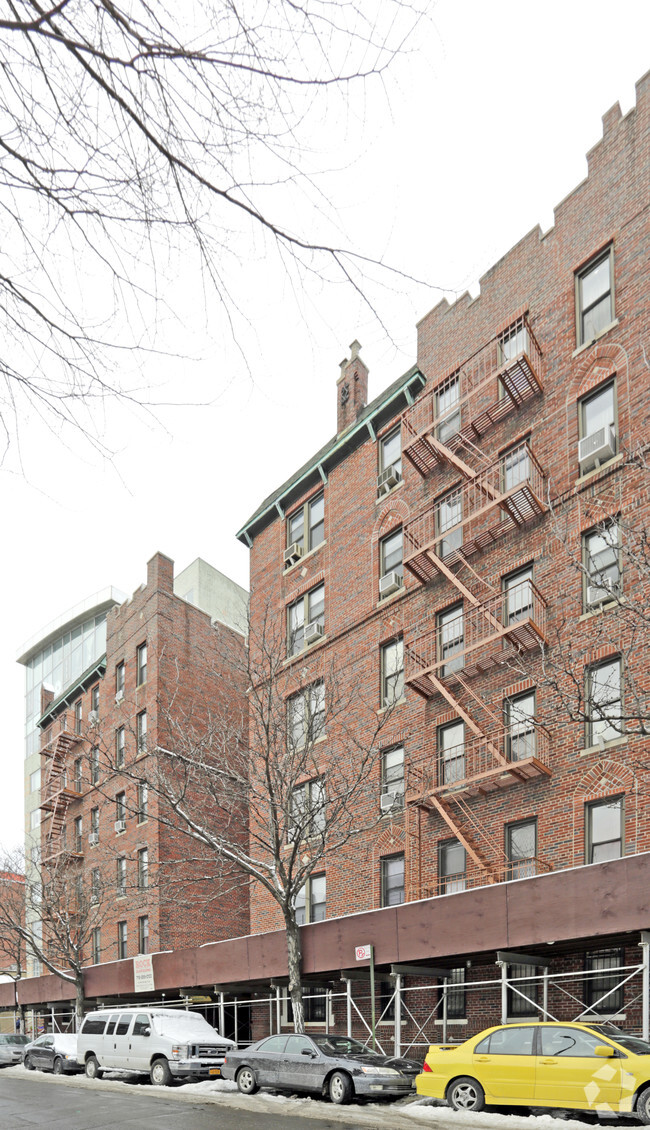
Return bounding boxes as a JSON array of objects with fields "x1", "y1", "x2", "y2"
[
  {"x1": 576, "y1": 247, "x2": 614, "y2": 345},
  {"x1": 286, "y1": 493, "x2": 325, "y2": 560},
  {"x1": 287, "y1": 584, "x2": 324, "y2": 655},
  {"x1": 380, "y1": 637, "x2": 404, "y2": 707},
  {"x1": 136, "y1": 642, "x2": 147, "y2": 686},
  {"x1": 505, "y1": 691, "x2": 536, "y2": 761},
  {"x1": 584, "y1": 522, "x2": 620, "y2": 607},
  {"x1": 137, "y1": 847, "x2": 149, "y2": 889},
  {"x1": 115, "y1": 792, "x2": 126, "y2": 826},
  {"x1": 503, "y1": 441, "x2": 531, "y2": 491},
  {"x1": 381, "y1": 747, "x2": 405, "y2": 809},
  {"x1": 438, "y1": 720, "x2": 465, "y2": 785},
  {"x1": 295, "y1": 873, "x2": 326, "y2": 925},
  {"x1": 90, "y1": 746, "x2": 100, "y2": 786},
  {"x1": 117, "y1": 921, "x2": 127, "y2": 959},
  {"x1": 587, "y1": 657, "x2": 622, "y2": 745},
  {"x1": 91, "y1": 928, "x2": 101, "y2": 965},
  {"x1": 506, "y1": 819, "x2": 537, "y2": 878},
  {"x1": 137, "y1": 782, "x2": 148, "y2": 823},
  {"x1": 289, "y1": 778, "x2": 325, "y2": 843},
  {"x1": 136, "y1": 710, "x2": 147, "y2": 754},
  {"x1": 91, "y1": 868, "x2": 101, "y2": 905},
  {"x1": 378, "y1": 428, "x2": 402, "y2": 491},
  {"x1": 436, "y1": 374, "x2": 461, "y2": 443},
  {"x1": 437, "y1": 487, "x2": 462, "y2": 557},
  {"x1": 379, "y1": 528, "x2": 403, "y2": 595},
  {"x1": 287, "y1": 682, "x2": 325, "y2": 750},
  {"x1": 508, "y1": 963, "x2": 538, "y2": 1016},
  {"x1": 585, "y1": 947, "x2": 624, "y2": 1013},
  {"x1": 438, "y1": 605, "x2": 464, "y2": 675},
  {"x1": 498, "y1": 319, "x2": 528, "y2": 367},
  {"x1": 138, "y1": 916, "x2": 149, "y2": 955},
  {"x1": 73, "y1": 816, "x2": 83, "y2": 854},
  {"x1": 90, "y1": 807, "x2": 99, "y2": 838},
  {"x1": 439, "y1": 839, "x2": 466, "y2": 894},
  {"x1": 504, "y1": 566, "x2": 534, "y2": 625},
  {"x1": 579, "y1": 382, "x2": 617, "y2": 472},
  {"x1": 115, "y1": 661, "x2": 125, "y2": 700},
  {"x1": 74, "y1": 699, "x2": 82, "y2": 735},
  {"x1": 380, "y1": 853, "x2": 405, "y2": 906},
  {"x1": 439, "y1": 967, "x2": 466, "y2": 1018},
  {"x1": 115, "y1": 726, "x2": 125, "y2": 768},
  {"x1": 116, "y1": 857, "x2": 127, "y2": 898},
  {"x1": 586, "y1": 797, "x2": 623, "y2": 863}
]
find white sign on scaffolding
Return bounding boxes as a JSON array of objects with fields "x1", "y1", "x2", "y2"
[{"x1": 133, "y1": 954, "x2": 155, "y2": 992}]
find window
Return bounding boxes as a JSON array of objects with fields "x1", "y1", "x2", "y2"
[
  {"x1": 295, "y1": 873, "x2": 326, "y2": 924},
  {"x1": 137, "y1": 848, "x2": 149, "y2": 889},
  {"x1": 380, "y1": 853, "x2": 405, "y2": 907},
  {"x1": 379, "y1": 428, "x2": 401, "y2": 477},
  {"x1": 576, "y1": 247, "x2": 613, "y2": 345},
  {"x1": 381, "y1": 746, "x2": 404, "y2": 809},
  {"x1": 90, "y1": 747, "x2": 100, "y2": 786},
  {"x1": 115, "y1": 792, "x2": 126, "y2": 824},
  {"x1": 579, "y1": 381, "x2": 617, "y2": 462},
  {"x1": 138, "y1": 916, "x2": 149, "y2": 955},
  {"x1": 91, "y1": 684, "x2": 99, "y2": 713},
  {"x1": 73, "y1": 816, "x2": 83, "y2": 853},
  {"x1": 540, "y1": 1026, "x2": 610, "y2": 1057},
  {"x1": 133, "y1": 1012, "x2": 151, "y2": 1035},
  {"x1": 379, "y1": 528, "x2": 403, "y2": 589},
  {"x1": 586, "y1": 796, "x2": 623, "y2": 863},
  {"x1": 437, "y1": 487, "x2": 462, "y2": 557},
  {"x1": 116, "y1": 857, "x2": 127, "y2": 898},
  {"x1": 480, "y1": 1026, "x2": 535, "y2": 1055},
  {"x1": 136, "y1": 710, "x2": 147, "y2": 754},
  {"x1": 137, "y1": 782, "x2": 148, "y2": 823},
  {"x1": 505, "y1": 691, "x2": 536, "y2": 761},
  {"x1": 439, "y1": 839, "x2": 466, "y2": 893},
  {"x1": 117, "y1": 921, "x2": 127, "y2": 960},
  {"x1": 438, "y1": 605, "x2": 464, "y2": 675},
  {"x1": 286, "y1": 492, "x2": 325, "y2": 557},
  {"x1": 303, "y1": 988, "x2": 327, "y2": 1023},
  {"x1": 287, "y1": 681, "x2": 325, "y2": 750},
  {"x1": 115, "y1": 661, "x2": 125, "y2": 698},
  {"x1": 91, "y1": 868, "x2": 101, "y2": 905},
  {"x1": 380, "y1": 637, "x2": 404, "y2": 707},
  {"x1": 438, "y1": 721, "x2": 465, "y2": 785},
  {"x1": 503, "y1": 442, "x2": 530, "y2": 491},
  {"x1": 587, "y1": 657, "x2": 622, "y2": 745},
  {"x1": 584, "y1": 522, "x2": 620, "y2": 607},
  {"x1": 115, "y1": 726, "x2": 125, "y2": 768},
  {"x1": 506, "y1": 819, "x2": 537, "y2": 879},
  {"x1": 90, "y1": 807, "x2": 99, "y2": 837},
  {"x1": 289, "y1": 778, "x2": 325, "y2": 842},
  {"x1": 436, "y1": 374, "x2": 461, "y2": 443},
  {"x1": 585, "y1": 947, "x2": 624, "y2": 1013},
  {"x1": 379, "y1": 980, "x2": 396, "y2": 1022},
  {"x1": 504, "y1": 566, "x2": 534, "y2": 624},
  {"x1": 74, "y1": 699, "x2": 82, "y2": 735},
  {"x1": 507, "y1": 964, "x2": 538, "y2": 1016},
  {"x1": 30, "y1": 808, "x2": 41, "y2": 830},
  {"x1": 498, "y1": 319, "x2": 528, "y2": 366},
  {"x1": 136, "y1": 642, "x2": 147, "y2": 686},
  {"x1": 91, "y1": 928, "x2": 101, "y2": 965},
  {"x1": 30, "y1": 768, "x2": 41, "y2": 793},
  {"x1": 439, "y1": 967, "x2": 466, "y2": 1018},
  {"x1": 287, "y1": 583, "x2": 325, "y2": 655},
  {"x1": 73, "y1": 757, "x2": 82, "y2": 792}
]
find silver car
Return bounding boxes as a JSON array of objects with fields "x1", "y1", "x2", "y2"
[
  {"x1": 221, "y1": 1032, "x2": 421, "y2": 1104},
  {"x1": 0, "y1": 1034, "x2": 30, "y2": 1067}
]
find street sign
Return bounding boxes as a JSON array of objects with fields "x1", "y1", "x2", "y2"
[{"x1": 355, "y1": 944, "x2": 372, "y2": 961}]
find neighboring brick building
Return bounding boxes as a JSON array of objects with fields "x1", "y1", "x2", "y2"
[{"x1": 33, "y1": 553, "x2": 249, "y2": 970}]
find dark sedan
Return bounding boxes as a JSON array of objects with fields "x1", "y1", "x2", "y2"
[
  {"x1": 0, "y1": 1034, "x2": 30, "y2": 1067},
  {"x1": 23, "y1": 1033, "x2": 82, "y2": 1075},
  {"x1": 221, "y1": 1032, "x2": 421, "y2": 1104}
]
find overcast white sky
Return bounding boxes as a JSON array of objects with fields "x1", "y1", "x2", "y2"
[{"x1": 2, "y1": 2, "x2": 650, "y2": 855}]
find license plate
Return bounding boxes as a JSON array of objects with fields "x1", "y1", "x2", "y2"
[{"x1": 209, "y1": 1067, "x2": 221, "y2": 1076}]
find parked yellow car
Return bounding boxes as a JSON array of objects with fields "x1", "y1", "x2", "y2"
[{"x1": 416, "y1": 1021, "x2": 650, "y2": 1122}]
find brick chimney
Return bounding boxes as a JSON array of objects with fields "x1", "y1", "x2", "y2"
[
  {"x1": 337, "y1": 340, "x2": 368, "y2": 435},
  {"x1": 147, "y1": 552, "x2": 174, "y2": 593}
]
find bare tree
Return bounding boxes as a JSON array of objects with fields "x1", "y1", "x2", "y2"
[
  {"x1": 0, "y1": 0, "x2": 424, "y2": 461},
  {"x1": 0, "y1": 843, "x2": 118, "y2": 1026},
  {"x1": 121, "y1": 605, "x2": 398, "y2": 1033}
]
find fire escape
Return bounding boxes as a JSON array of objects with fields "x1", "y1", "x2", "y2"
[
  {"x1": 40, "y1": 713, "x2": 84, "y2": 863},
  {"x1": 402, "y1": 314, "x2": 552, "y2": 900}
]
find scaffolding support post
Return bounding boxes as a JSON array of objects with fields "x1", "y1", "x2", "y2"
[
  {"x1": 325, "y1": 989, "x2": 331, "y2": 1035},
  {"x1": 219, "y1": 991, "x2": 225, "y2": 1038},
  {"x1": 442, "y1": 977, "x2": 448, "y2": 1043},
  {"x1": 543, "y1": 967, "x2": 549, "y2": 1021},
  {"x1": 394, "y1": 974, "x2": 402, "y2": 1058},
  {"x1": 345, "y1": 979, "x2": 352, "y2": 1037},
  {"x1": 640, "y1": 932, "x2": 650, "y2": 1042},
  {"x1": 497, "y1": 960, "x2": 507, "y2": 1024},
  {"x1": 276, "y1": 985, "x2": 281, "y2": 1034},
  {"x1": 234, "y1": 997, "x2": 238, "y2": 1046}
]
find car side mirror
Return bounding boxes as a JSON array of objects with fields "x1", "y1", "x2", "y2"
[
  {"x1": 301, "y1": 1048, "x2": 315, "y2": 1057},
  {"x1": 142, "y1": 1027, "x2": 151, "y2": 1037},
  {"x1": 595, "y1": 1046, "x2": 615, "y2": 1057}
]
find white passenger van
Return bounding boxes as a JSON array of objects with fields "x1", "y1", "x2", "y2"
[{"x1": 77, "y1": 1006, "x2": 235, "y2": 1085}]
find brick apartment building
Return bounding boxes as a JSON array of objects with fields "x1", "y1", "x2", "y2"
[{"x1": 2, "y1": 73, "x2": 649, "y2": 1048}]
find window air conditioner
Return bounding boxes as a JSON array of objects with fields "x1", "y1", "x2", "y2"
[
  {"x1": 89, "y1": 832, "x2": 99, "y2": 846},
  {"x1": 114, "y1": 819, "x2": 126, "y2": 833},
  {"x1": 587, "y1": 579, "x2": 616, "y2": 606},
  {"x1": 115, "y1": 690, "x2": 125, "y2": 705},
  {"x1": 379, "y1": 571, "x2": 404, "y2": 598},
  {"x1": 304, "y1": 621, "x2": 324, "y2": 645},
  {"x1": 377, "y1": 466, "x2": 402, "y2": 496},
  {"x1": 88, "y1": 710, "x2": 98, "y2": 725},
  {"x1": 284, "y1": 542, "x2": 304, "y2": 567},
  {"x1": 380, "y1": 790, "x2": 401, "y2": 813},
  {"x1": 578, "y1": 424, "x2": 616, "y2": 473}
]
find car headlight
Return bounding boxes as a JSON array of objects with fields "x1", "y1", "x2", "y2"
[
  {"x1": 171, "y1": 1045, "x2": 189, "y2": 1059},
  {"x1": 360, "y1": 1065, "x2": 400, "y2": 1075}
]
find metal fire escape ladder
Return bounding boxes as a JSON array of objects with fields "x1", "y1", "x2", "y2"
[{"x1": 40, "y1": 728, "x2": 82, "y2": 851}]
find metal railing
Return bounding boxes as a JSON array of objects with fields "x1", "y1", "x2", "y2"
[{"x1": 407, "y1": 726, "x2": 550, "y2": 798}]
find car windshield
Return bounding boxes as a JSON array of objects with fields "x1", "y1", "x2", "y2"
[
  {"x1": 0, "y1": 1035, "x2": 29, "y2": 1045},
  {"x1": 311, "y1": 1035, "x2": 372, "y2": 1057},
  {"x1": 152, "y1": 1013, "x2": 218, "y2": 1039},
  {"x1": 611, "y1": 1035, "x2": 650, "y2": 1055}
]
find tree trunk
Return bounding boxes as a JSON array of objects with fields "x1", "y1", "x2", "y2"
[
  {"x1": 284, "y1": 913, "x2": 304, "y2": 1033},
  {"x1": 75, "y1": 976, "x2": 86, "y2": 1030}
]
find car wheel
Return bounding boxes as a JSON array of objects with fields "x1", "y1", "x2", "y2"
[
  {"x1": 52, "y1": 1057, "x2": 64, "y2": 1076},
  {"x1": 236, "y1": 1066, "x2": 259, "y2": 1095},
  {"x1": 150, "y1": 1058, "x2": 173, "y2": 1086},
  {"x1": 447, "y1": 1077, "x2": 486, "y2": 1112},
  {"x1": 24, "y1": 1055, "x2": 34, "y2": 1071},
  {"x1": 636, "y1": 1087, "x2": 650, "y2": 1124},
  {"x1": 329, "y1": 1070, "x2": 353, "y2": 1105},
  {"x1": 85, "y1": 1055, "x2": 103, "y2": 1080}
]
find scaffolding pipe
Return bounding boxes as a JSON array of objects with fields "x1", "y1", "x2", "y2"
[
  {"x1": 394, "y1": 974, "x2": 402, "y2": 1058},
  {"x1": 234, "y1": 997, "x2": 238, "y2": 1046},
  {"x1": 276, "y1": 986, "x2": 281, "y2": 1034},
  {"x1": 498, "y1": 961, "x2": 507, "y2": 1024},
  {"x1": 345, "y1": 979, "x2": 352, "y2": 1037},
  {"x1": 219, "y1": 992, "x2": 225, "y2": 1038},
  {"x1": 442, "y1": 977, "x2": 448, "y2": 1043},
  {"x1": 543, "y1": 967, "x2": 549, "y2": 1021},
  {"x1": 326, "y1": 989, "x2": 331, "y2": 1035},
  {"x1": 641, "y1": 937, "x2": 650, "y2": 1042}
]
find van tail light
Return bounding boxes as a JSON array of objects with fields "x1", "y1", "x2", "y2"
[{"x1": 423, "y1": 1061, "x2": 433, "y2": 1072}]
